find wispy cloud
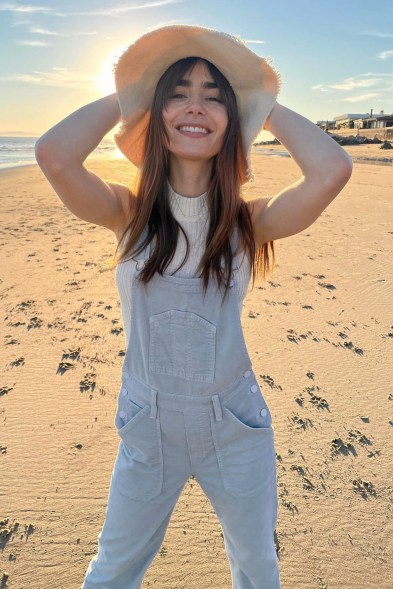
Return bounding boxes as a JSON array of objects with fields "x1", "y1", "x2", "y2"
[
  {"x1": 64, "y1": 0, "x2": 180, "y2": 17},
  {"x1": 344, "y1": 93, "x2": 380, "y2": 103},
  {"x1": 361, "y1": 30, "x2": 393, "y2": 39},
  {"x1": 0, "y1": 67, "x2": 95, "y2": 89},
  {"x1": 0, "y1": 0, "x2": 180, "y2": 18},
  {"x1": 0, "y1": 0, "x2": 178, "y2": 18},
  {"x1": 29, "y1": 26, "x2": 61, "y2": 36},
  {"x1": 16, "y1": 39, "x2": 51, "y2": 46},
  {"x1": 10, "y1": 19, "x2": 32, "y2": 26},
  {"x1": 28, "y1": 26, "x2": 97, "y2": 37},
  {"x1": 312, "y1": 73, "x2": 393, "y2": 102},
  {"x1": 244, "y1": 39, "x2": 266, "y2": 45},
  {"x1": 0, "y1": 2, "x2": 51, "y2": 14},
  {"x1": 378, "y1": 50, "x2": 393, "y2": 60}
]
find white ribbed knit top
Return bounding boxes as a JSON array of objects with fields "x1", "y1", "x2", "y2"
[{"x1": 115, "y1": 181, "x2": 252, "y2": 350}]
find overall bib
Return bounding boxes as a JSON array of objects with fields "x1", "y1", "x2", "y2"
[{"x1": 81, "y1": 228, "x2": 281, "y2": 589}]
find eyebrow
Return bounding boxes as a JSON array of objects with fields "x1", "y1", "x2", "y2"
[{"x1": 175, "y1": 79, "x2": 218, "y2": 89}]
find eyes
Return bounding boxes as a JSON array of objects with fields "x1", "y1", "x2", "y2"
[{"x1": 170, "y1": 93, "x2": 222, "y2": 103}]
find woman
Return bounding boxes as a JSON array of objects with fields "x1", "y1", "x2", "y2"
[{"x1": 35, "y1": 24, "x2": 352, "y2": 589}]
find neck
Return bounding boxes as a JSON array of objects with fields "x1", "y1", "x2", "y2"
[{"x1": 168, "y1": 155, "x2": 213, "y2": 197}]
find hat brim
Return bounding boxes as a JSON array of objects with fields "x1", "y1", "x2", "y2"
[{"x1": 114, "y1": 24, "x2": 281, "y2": 182}]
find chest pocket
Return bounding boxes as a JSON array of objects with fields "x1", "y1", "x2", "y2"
[{"x1": 149, "y1": 309, "x2": 216, "y2": 383}]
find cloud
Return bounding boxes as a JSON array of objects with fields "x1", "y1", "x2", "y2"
[
  {"x1": 28, "y1": 26, "x2": 97, "y2": 36},
  {"x1": 312, "y1": 73, "x2": 393, "y2": 103},
  {"x1": 344, "y1": 93, "x2": 380, "y2": 103},
  {"x1": 0, "y1": 0, "x2": 181, "y2": 18},
  {"x1": 0, "y1": 66, "x2": 95, "y2": 89},
  {"x1": 0, "y1": 2, "x2": 51, "y2": 14},
  {"x1": 378, "y1": 50, "x2": 393, "y2": 60},
  {"x1": 63, "y1": 0, "x2": 180, "y2": 17},
  {"x1": 29, "y1": 26, "x2": 61, "y2": 36},
  {"x1": 16, "y1": 39, "x2": 51, "y2": 46},
  {"x1": 361, "y1": 30, "x2": 393, "y2": 39}
]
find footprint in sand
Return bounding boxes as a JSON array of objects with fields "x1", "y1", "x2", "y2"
[
  {"x1": 384, "y1": 325, "x2": 393, "y2": 338},
  {"x1": 290, "y1": 464, "x2": 317, "y2": 491},
  {"x1": 80, "y1": 373, "x2": 96, "y2": 393},
  {"x1": 318, "y1": 281, "x2": 336, "y2": 291},
  {"x1": 352, "y1": 478, "x2": 377, "y2": 498},
  {"x1": 260, "y1": 374, "x2": 283, "y2": 391},
  {"x1": 9, "y1": 357, "x2": 25, "y2": 367},
  {"x1": 27, "y1": 316, "x2": 43, "y2": 329},
  {"x1": 330, "y1": 437, "x2": 357, "y2": 458},
  {"x1": 331, "y1": 427, "x2": 375, "y2": 459},
  {"x1": 16, "y1": 300, "x2": 35, "y2": 310},
  {"x1": 288, "y1": 413, "x2": 313, "y2": 431},
  {"x1": 57, "y1": 361, "x2": 75, "y2": 375},
  {"x1": 278, "y1": 483, "x2": 299, "y2": 515},
  {"x1": 0, "y1": 386, "x2": 14, "y2": 397},
  {"x1": 4, "y1": 337, "x2": 19, "y2": 346},
  {"x1": 305, "y1": 385, "x2": 329, "y2": 410},
  {"x1": 111, "y1": 326, "x2": 123, "y2": 335},
  {"x1": 62, "y1": 348, "x2": 81, "y2": 361}
]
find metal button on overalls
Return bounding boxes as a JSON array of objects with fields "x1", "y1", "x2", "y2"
[{"x1": 81, "y1": 226, "x2": 281, "y2": 589}]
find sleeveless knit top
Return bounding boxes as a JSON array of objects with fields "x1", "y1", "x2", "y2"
[{"x1": 115, "y1": 180, "x2": 252, "y2": 350}]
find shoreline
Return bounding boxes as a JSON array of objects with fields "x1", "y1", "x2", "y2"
[{"x1": 1, "y1": 142, "x2": 392, "y2": 175}]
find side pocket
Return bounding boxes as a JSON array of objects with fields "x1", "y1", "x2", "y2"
[
  {"x1": 210, "y1": 385, "x2": 276, "y2": 498},
  {"x1": 113, "y1": 388, "x2": 163, "y2": 501}
]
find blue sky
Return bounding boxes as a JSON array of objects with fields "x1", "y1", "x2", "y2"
[{"x1": 1, "y1": 0, "x2": 392, "y2": 141}]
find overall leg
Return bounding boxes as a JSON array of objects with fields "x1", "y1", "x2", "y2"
[
  {"x1": 81, "y1": 405, "x2": 191, "y2": 589},
  {"x1": 198, "y1": 472, "x2": 280, "y2": 589},
  {"x1": 193, "y1": 395, "x2": 281, "y2": 589}
]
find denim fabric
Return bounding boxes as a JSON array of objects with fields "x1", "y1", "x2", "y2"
[{"x1": 81, "y1": 227, "x2": 281, "y2": 589}]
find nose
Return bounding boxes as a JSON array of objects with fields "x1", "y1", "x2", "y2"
[{"x1": 185, "y1": 95, "x2": 206, "y2": 114}]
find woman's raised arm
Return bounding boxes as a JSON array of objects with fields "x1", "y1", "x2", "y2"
[
  {"x1": 249, "y1": 102, "x2": 353, "y2": 246},
  {"x1": 35, "y1": 93, "x2": 133, "y2": 235}
]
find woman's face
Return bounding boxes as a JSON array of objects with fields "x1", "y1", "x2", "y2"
[{"x1": 162, "y1": 60, "x2": 228, "y2": 163}]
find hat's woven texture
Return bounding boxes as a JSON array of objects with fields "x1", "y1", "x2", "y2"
[{"x1": 114, "y1": 24, "x2": 281, "y2": 183}]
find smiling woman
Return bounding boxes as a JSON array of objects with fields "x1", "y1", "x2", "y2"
[{"x1": 34, "y1": 23, "x2": 353, "y2": 589}]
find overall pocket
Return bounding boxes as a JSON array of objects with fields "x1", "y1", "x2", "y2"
[
  {"x1": 211, "y1": 384, "x2": 276, "y2": 498},
  {"x1": 149, "y1": 309, "x2": 216, "y2": 383},
  {"x1": 114, "y1": 388, "x2": 163, "y2": 501}
]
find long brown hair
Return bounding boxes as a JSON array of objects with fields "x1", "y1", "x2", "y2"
[{"x1": 113, "y1": 56, "x2": 275, "y2": 304}]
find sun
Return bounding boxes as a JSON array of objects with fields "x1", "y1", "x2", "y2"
[{"x1": 95, "y1": 45, "x2": 127, "y2": 95}]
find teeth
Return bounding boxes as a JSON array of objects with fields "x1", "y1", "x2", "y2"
[{"x1": 179, "y1": 126, "x2": 209, "y2": 134}]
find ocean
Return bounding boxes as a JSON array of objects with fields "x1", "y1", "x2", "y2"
[{"x1": 0, "y1": 136, "x2": 121, "y2": 171}]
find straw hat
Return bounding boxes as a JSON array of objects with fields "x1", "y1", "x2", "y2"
[{"x1": 114, "y1": 24, "x2": 281, "y2": 183}]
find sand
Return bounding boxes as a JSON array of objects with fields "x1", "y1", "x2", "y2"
[{"x1": 1, "y1": 149, "x2": 392, "y2": 589}]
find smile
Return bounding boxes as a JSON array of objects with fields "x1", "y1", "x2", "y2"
[{"x1": 176, "y1": 126, "x2": 211, "y2": 138}]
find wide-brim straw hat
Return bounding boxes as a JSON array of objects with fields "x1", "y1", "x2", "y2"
[{"x1": 113, "y1": 24, "x2": 281, "y2": 183}]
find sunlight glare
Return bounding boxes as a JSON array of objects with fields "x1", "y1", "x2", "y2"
[{"x1": 95, "y1": 45, "x2": 128, "y2": 95}]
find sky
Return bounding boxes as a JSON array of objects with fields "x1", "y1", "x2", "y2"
[{"x1": 1, "y1": 0, "x2": 392, "y2": 142}]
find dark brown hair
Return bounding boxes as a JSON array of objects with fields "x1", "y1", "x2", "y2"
[{"x1": 113, "y1": 56, "x2": 275, "y2": 304}]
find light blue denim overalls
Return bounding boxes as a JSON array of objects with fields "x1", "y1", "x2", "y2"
[{"x1": 81, "y1": 226, "x2": 281, "y2": 589}]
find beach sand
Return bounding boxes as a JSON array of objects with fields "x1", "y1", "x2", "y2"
[{"x1": 1, "y1": 149, "x2": 392, "y2": 588}]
